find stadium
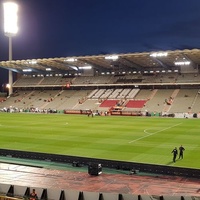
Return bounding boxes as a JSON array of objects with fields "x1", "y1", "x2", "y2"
[{"x1": 0, "y1": 48, "x2": 200, "y2": 200}]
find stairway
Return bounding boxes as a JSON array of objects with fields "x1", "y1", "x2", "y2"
[{"x1": 163, "y1": 89, "x2": 180, "y2": 113}]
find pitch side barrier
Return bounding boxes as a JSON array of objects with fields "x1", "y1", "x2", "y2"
[
  {"x1": 64, "y1": 109, "x2": 143, "y2": 116},
  {"x1": 64, "y1": 110, "x2": 200, "y2": 118},
  {"x1": 0, "y1": 149, "x2": 199, "y2": 179}
]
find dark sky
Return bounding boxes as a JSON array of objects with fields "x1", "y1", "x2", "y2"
[{"x1": 1, "y1": 0, "x2": 200, "y2": 88}]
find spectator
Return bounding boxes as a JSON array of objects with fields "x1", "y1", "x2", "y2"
[{"x1": 30, "y1": 189, "x2": 38, "y2": 200}]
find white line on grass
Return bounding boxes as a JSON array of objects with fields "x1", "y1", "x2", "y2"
[{"x1": 128, "y1": 123, "x2": 182, "y2": 144}]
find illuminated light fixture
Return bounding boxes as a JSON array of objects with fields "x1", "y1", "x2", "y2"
[
  {"x1": 22, "y1": 69, "x2": 32, "y2": 72},
  {"x1": 46, "y1": 68, "x2": 51, "y2": 71},
  {"x1": 174, "y1": 61, "x2": 190, "y2": 66},
  {"x1": 150, "y1": 52, "x2": 168, "y2": 57},
  {"x1": 79, "y1": 66, "x2": 92, "y2": 69},
  {"x1": 6, "y1": 84, "x2": 10, "y2": 89},
  {"x1": 27, "y1": 60, "x2": 37, "y2": 64},
  {"x1": 65, "y1": 58, "x2": 77, "y2": 62},
  {"x1": 105, "y1": 55, "x2": 119, "y2": 60},
  {"x1": 3, "y1": 2, "x2": 18, "y2": 36}
]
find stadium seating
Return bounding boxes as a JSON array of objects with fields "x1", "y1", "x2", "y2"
[
  {"x1": 1, "y1": 72, "x2": 200, "y2": 117},
  {"x1": 125, "y1": 100, "x2": 147, "y2": 108},
  {"x1": 99, "y1": 100, "x2": 119, "y2": 107}
]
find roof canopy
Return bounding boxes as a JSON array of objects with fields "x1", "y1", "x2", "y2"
[{"x1": 0, "y1": 49, "x2": 200, "y2": 74}]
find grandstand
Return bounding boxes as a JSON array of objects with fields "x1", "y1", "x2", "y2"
[
  {"x1": 1, "y1": 76, "x2": 200, "y2": 117},
  {"x1": 1, "y1": 49, "x2": 200, "y2": 117},
  {"x1": 0, "y1": 49, "x2": 200, "y2": 200}
]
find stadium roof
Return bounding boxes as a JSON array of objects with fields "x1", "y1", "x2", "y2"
[{"x1": 0, "y1": 49, "x2": 200, "y2": 74}]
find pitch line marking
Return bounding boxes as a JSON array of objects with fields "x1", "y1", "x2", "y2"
[{"x1": 128, "y1": 123, "x2": 182, "y2": 144}]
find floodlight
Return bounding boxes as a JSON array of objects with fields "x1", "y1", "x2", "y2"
[
  {"x1": 105, "y1": 55, "x2": 119, "y2": 60},
  {"x1": 150, "y1": 52, "x2": 168, "y2": 57},
  {"x1": 22, "y1": 69, "x2": 32, "y2": 72},
  {"x1": 65, "y1": 58, "x2": 77, "y2": 62},
  {"x1": 79, "y1": 66, "x2": 92, "y2": 69},
  {"x1": 27, "y1": 60, "x2": 37, "y2": 64},
  {"x1": 6, "y1": 84, "x2": 10, "y2": 88},
  {"x1": 174, "y1": 61, "x2": 190, "y2": 66},
  {"x1": 3, "y1": 2, "x2": 19, "y2": 96},
  {"x1": 3, "y1": 2, "x2": 19, "y2": 37}
]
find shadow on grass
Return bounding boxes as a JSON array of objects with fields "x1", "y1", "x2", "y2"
[
  {"x1": 166, "y1": 158, "x2": 182, "y2": 165},
  {"x1": 166, "y1": 161, "x2": 174, "y2": 165}
]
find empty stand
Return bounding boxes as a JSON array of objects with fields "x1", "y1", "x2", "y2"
[
  {"x1": 170, "y1": 89, "x2": 198, "y2": 113},
  {"x1": 125, "y1": 100, "x2": 146, "y2": 108},
  {"x1": 100, "y1": 100, "x2": 119, "y2": 107}
]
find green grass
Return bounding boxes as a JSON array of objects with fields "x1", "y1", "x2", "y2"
[{"x1": 0, "y1": 113, "x2": 199, "y2": 169}]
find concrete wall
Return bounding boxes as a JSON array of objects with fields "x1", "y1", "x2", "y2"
[{"x1": 0, "y1": 183, "x2": 196, "y2": 200}]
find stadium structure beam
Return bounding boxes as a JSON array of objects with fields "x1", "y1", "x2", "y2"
[
  {"x1": 78, "y1": 59, "x2": 108, "y2": 71},
  {"x1": 53, "y1": 60, "x2": 79, "y2": 71},
  {"x1": 150, "y1": 57, "x2": 169, "y2": 69},
  {"x1": 182, "y1": 53, "x2": 197, "y2": 69},
  {"x1": 119, "y1": 57, "x2": 143, "y2": 71}
]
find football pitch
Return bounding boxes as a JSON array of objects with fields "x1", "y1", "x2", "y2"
[{"x1": 0, "y1": 112, "x2": 199, "y2": 169}]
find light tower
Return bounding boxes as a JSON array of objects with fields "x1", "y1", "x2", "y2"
[{"x1": 3, "y1": 1, "x2": 19, "y2": 95}]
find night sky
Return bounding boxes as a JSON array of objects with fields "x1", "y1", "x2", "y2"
[{"x1": 1, "y1": 0, "x2": 200, "y2": 88}]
